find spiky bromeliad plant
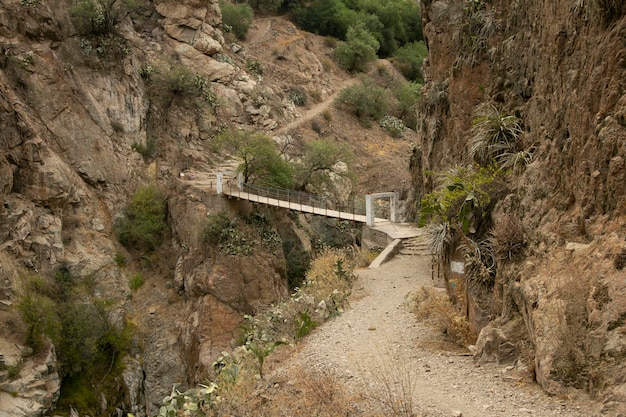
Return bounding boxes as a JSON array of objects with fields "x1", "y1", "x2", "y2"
[{"x1": 469, "y1": 105, "x2": 523, "y2": 166}]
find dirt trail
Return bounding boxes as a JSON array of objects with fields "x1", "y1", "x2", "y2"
[{"x1": 272, "y1": 253, "x2": 601, "y2": 417}]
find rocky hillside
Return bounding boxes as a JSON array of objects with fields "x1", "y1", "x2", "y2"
[
  {"x1": 413, "y1": 0, "x2": 626, "y2": 413},
  {"x1": 0, "y1": 0, "x2": 417, "y2": 416}
]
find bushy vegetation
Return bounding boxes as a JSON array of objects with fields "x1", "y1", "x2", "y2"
[
  {"x1": 392, "y1": 81, "x2": 422, "y2": 130},
  {"x1": 294, "y1": 138, "x2": 355, "y2": 193},
  {"x1": 333, "y1": 22, "x2": 379, "y2": 73},
  {"x1": 17, "y1": 266, "x2": 132, "y2": 415},
  {"x1": 291, "y1": 0, "x2": 422, "y2": 57},
  {"x1": 153, "y1": 248, "x2": 357, "y2": 415},
  {"x1": 411, "y1": 287, "x2": 475, "y2": 346},
  {"x1": 70, "y1": 0, "x2": 145, "y2": 63},
  {"x1": 469, "y1": 105, "x2": 523, "y2": 166},
  {"x1": 220, "y1": 0, "x2": 254, "y2": 40},
  {"x1": 335, "y1": 76, "x2": 388, "y2": 127},
  {"x1": 148, "y1": 65, "x2": 218, "y2": 109},
  {"x1": 214, "y1": 129, "x2": 294, "y2": 188},
  {"x1": 115, "y1": 185, "x2": 168, "y2": 252},
  {"x1": 390, "y1": 41, "x2": 428, "y2": 82},
  {"x1": 419, "y1": 166, "x2": 503, "y2": 286},
  {"x1": 203, "y1": 211, "x2": 282, "y2": 256}
]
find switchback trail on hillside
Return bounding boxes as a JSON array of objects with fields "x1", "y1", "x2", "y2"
[{"x1": 270, "y1": 253, "x2": 601, "y2": 417}]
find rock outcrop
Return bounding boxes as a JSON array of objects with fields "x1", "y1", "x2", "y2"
[
  {"x1": 415, "y1": 0, "x2": 626, "y2": 410},
  {"x1": 0, "y1": 0, "x2": 292, "y2": 415}
]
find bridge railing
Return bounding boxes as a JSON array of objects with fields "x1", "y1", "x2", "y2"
[{"x1": 225, "y1": 182, "x2": 367, "y2": 217}]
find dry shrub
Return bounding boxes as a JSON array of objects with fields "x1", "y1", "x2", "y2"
[
  {"x1": 303, "y1": 248, "x2": 356, "y2": 308},
  {"x1": 221, "y1": 366, "x2": 359, "y2": 416},
  {"x1": 367, "y1": 352, "x2": 417, "y2": 417},
  {"x1": 489, "y1": 212, "x2": 525, "y2": 260},
  {"x1": 411, "y1": 287, "x2": 475, "y2": 346},
  {"x1": 356, "y1": 246, "x2": 382, "y2": 267}
]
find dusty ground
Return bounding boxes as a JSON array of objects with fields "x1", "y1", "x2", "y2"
[{"x1": 266, "y1": 253, "x2": 603, "y2": 417}]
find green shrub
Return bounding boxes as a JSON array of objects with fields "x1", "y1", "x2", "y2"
[
  {"x1": 245, "y1": 0, "x2": 283, "y2": 14},
  {"x1": 116, "y1": 185, "x2": 168, "y2": 252},
  {"x1": 214, "y1": 129, "x2": 294, "y2": 188},
  {"x1": 294, "y1": 311, "x2": 318, "y2": 340},
  {"x1": 418, "y1": 166, "x2": 501, "y2": 234},
  {"x1": 220, "y1": 0, "x2": 254, "y2": 40},
  {"x1": 246, "y1": 59, "x2": 263, "y2": 76},
  {"x1": 394, "y1": 81, "x2": 422, "y2": 130},
  {"x1": 149, "y1": 65, "x2": 217, "y2": 108},
  {"x1": 204, "y1": 212, "x2": 253, "y2": 256},
  {"x1": 131, "y1": 139, "x2": 156, "y2": 159},
  {"x1": 70, "y1": 0, "x2": 118, "y2": 36},
  {"x1": 333, "y1": 22, "x2": 379, "y2": 73},
  {"x1": 293, "y1": 0, "x2": 354, "y2": 39},
  {"x1": 335, "y1": 77, "x2": 388, "y2": 127},
  {"x1": 391, "y1": 41, "x2": 428, "y2": 82},
  {"x1": 17, "y1": 294, "x2": 61, "y2": 352},
  {"x1": 114, "y1": 253, "x2": 127, "y2": 267},
  {"x1": 129, "y1": 274, "x2": 145, "y2": 291},
  {"x1": 288, "y1": 87, "x2": 307, "y2": 106}
]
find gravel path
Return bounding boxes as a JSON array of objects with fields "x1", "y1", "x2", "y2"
[{"x1": 272, "y1": 253, "x2": 602, "y2": 417}]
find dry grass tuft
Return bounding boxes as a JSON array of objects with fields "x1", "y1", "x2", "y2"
[
  {"x1": 489, "y1": 213, "x2": 525, "y2": 260},
  {"x1": 411, "y1": 287, "x2": 475, "y2": 346},
  {"x1": 367, "y1": 353, "x2": 418, "y2": 417}
]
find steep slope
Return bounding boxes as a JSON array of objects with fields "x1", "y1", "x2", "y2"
[{"x1": 412, "y1": 0, "x2": 626, "y2": 412}]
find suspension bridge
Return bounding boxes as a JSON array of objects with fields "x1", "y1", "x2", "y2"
[{"x1": 216, "y1": 172, "x2": 398, "y2": 226}]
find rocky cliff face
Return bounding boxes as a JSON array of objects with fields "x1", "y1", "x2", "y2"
[
  {"x1": 0, "y1": 0, "x2": 297, "y2": 415},
  {"x1": 415, "y1": 0, "x2": 626, "y2": 411}
]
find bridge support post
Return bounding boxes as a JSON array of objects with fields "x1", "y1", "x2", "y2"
[
  {"x1": 390, "y1": 191, "x2": 399, "y2": 223},
  {"x1": 365, "y1": 194, "x2": 375, "y2": 226},
  {"x1": 216, "y1": 172, "x2": 223, "y2": 195}
]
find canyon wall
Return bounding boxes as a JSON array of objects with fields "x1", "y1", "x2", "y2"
[{"x1": 415, "y1": 0, "x2": 626, "y2": 412}]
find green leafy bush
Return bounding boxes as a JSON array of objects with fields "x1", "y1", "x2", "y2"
[
  {"x1": 214, "y1": 129, "x2": 294, "y2": 188},
  {"x1": 333, "y1": 22, "x2": 379, "y2": 73},
  {"x1": 293, "y1": 0, "x2": 355, "y2": 39},
  {"x1": 204, "y1": 212, "x2": 253, "y2": 256},
  {"x1": 335, "y1": 77, "x2": 388, "y2": 127},
  {"x1": 70, "y1": 0, "x2": 118, "y2": 36},
  {"x1": 391, "y1": 41, "x2": 428, "y2": 82},
  {"x1": 246, "y1": 59, "x2": 263, "y2": 76},
  {"x1": 220, "y1": 0, "x2": 254, "y2": 40},
  {"x1": 293, "y1": 0, "x2": 423, "y2": 55},
  {"x1": 393, "y1": 81, "x2": 422, "y2": 130},
  {"x1": 418, "y1": 166, "x2": 501, "y2": 234},
  {"x1": 116, "y1": 185, "x2": 168, "y2": 252},
  {"x1": 128, "y1": 274, "x2": 145, "y2": 291}
]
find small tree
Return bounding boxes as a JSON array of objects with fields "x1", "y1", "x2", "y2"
[
  {"x1": 116, "y1": 185, "x2": 168, "y2": 252},
  {"x1": 294, "y1": 138, "x2": 355, "y2": 193},
  {"x1": 215, "y1": 130, "x2": 294, "y2": 188},
  {"x1": 333, "y1": 22, "x2": 380, "y2": 73}
]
